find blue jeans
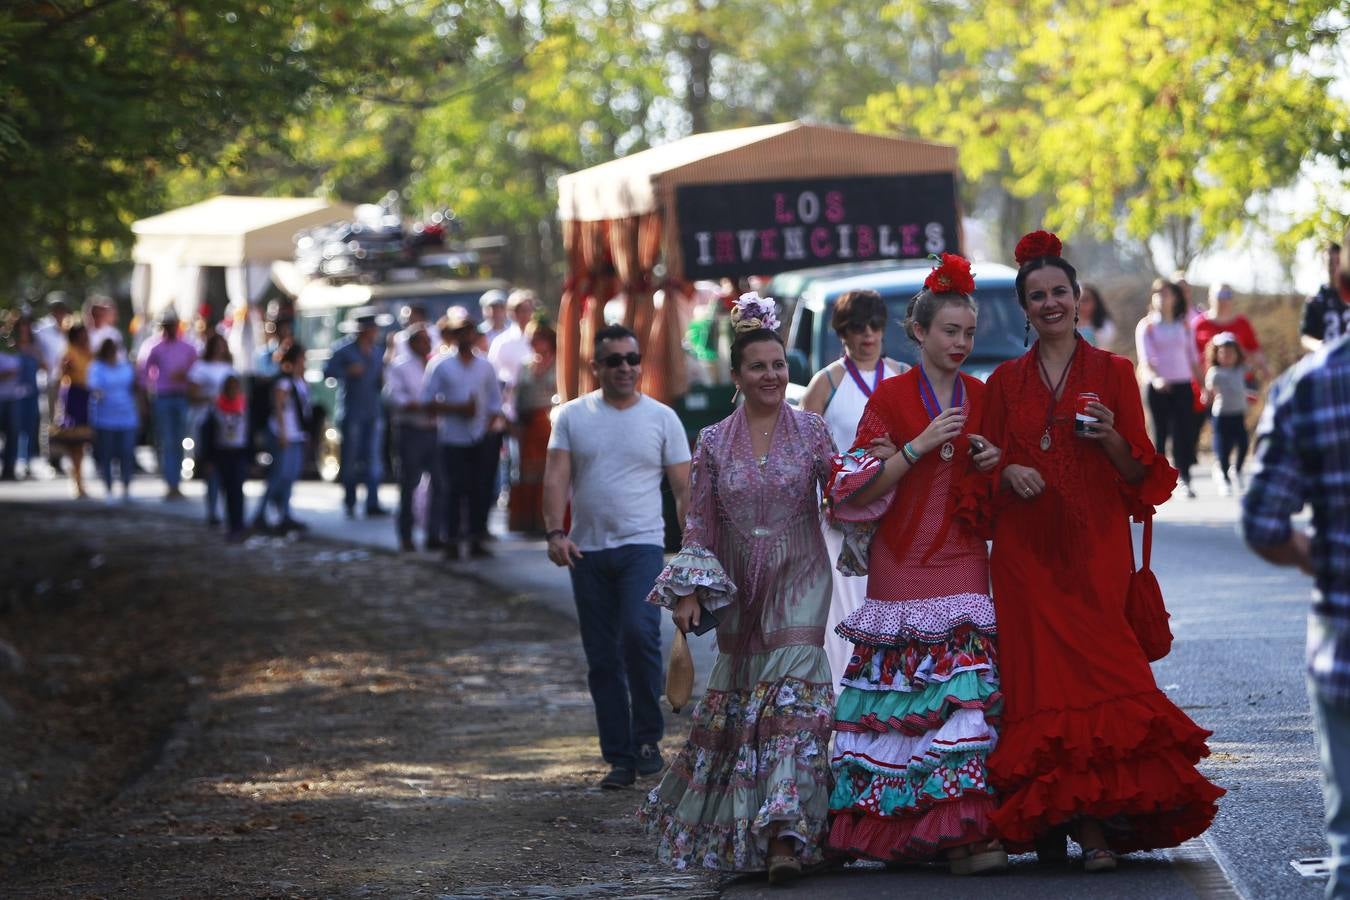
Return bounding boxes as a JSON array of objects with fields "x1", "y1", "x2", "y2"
[
  {"x1": 154, "y1": 394, "x2": 189, "y2": 489},
  {"x1": 340, "y1": 416, "x2": 384, "y2": 511},
  {"x1": 568, "y1": 544, "x2": 666, "y2": 770},
  {"x1": 255, "y1": 439, "x2": 304, "y2": 524},
  {"x1": 95, "y1": 427, "x2": 136, "y2": 493},
  {"x1": 1311, "y1": 680, "x2": 1350, "y2": 899}
]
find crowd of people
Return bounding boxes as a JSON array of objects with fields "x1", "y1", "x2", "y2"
[
  {"x1": 534, "y1": 235, "x2": 1350, "y2": 891},
  {"x1": 6, "y1": 233, "x2": 1350, "y2": 892},
  {"x1": 0, "y1": 287, "x2": 557, "y2": 551}
]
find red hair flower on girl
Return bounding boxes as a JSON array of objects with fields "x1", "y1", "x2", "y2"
[
  {"x1": 923, "y1": 253, "x2": 976, "y2": 296},
  {"x1": 1014, "y1": 230, "x2": 1064, "y2": 265}
]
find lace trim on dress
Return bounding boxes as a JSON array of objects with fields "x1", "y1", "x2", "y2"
[
  {"x1": 647, "y1": 546, "x2": 737, "y2": 611},
  {"x1": 836, "y1": 593, "x2": 996, "y2": 645}
]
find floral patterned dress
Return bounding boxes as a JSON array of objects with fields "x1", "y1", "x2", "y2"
[{"x1": 638, "y1": 404, "x2": 837, "y2": 872}]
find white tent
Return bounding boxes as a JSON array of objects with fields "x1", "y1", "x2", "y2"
[{"x1": 130, "y1": 195, "x2": 352, "y2": 370}]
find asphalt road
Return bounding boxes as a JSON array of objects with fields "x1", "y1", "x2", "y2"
[{"x1": 0, "y1": 460, "x2": 1330, "y2": 899}]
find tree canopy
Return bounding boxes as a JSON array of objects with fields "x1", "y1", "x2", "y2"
[{"x1": 5, "y1": 0, "x2": 1349, "y2": 301}]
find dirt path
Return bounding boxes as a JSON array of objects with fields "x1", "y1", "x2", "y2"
[{"x1": 0, "y1": 503, "x2": 720, "y2": 898}]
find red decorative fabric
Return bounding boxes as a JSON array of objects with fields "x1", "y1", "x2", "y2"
[
  {"x1": 1013, "y1": 230, "x2": 1063, "y2": 264},
  {"x1": 828, "y1": 796, "x2": 994, "y2": 861},
  {"x1": 981, "y1": 342, "x2": 1223, "y2": 853},
  {"x1": 923, "y1": 253, "x2": 976, "y2": 295},
  {"x1": 832, "y1": 368, "x2": 991, "y2": 571}
]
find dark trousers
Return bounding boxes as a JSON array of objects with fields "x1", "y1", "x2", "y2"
[
  {"x1": 568, "y1": 544, "x2": 666, "y2": 770},
  {"x1": 1211, "y1": 413, "x2": 1249, "y2": 477},
  {"x1": 1147, "y1": 381, "x2": 1197, "y2": 483},
  {"x1": 442, "y1": 438, "x2": 497, "y2": 541},
  {"x1": 397, "y1": 425, "x2": 441, "y2": 544},
  {"x1": 340, "y1": 416, "x2": 384, "y2": 512},
  {"x1": 214, "y1": 449, "x2": 249, "y2": 534}
]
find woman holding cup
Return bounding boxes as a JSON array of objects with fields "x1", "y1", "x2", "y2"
[{"x1": 981, "y1": 231, "x2": 1223, "y2": 871}]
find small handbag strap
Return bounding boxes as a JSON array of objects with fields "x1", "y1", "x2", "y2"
[{"x1": 1141, "y1": 513, "x2": 1154, "y2": 572}]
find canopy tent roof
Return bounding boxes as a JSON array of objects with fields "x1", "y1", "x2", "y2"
[
  {"x1": 131, "y1": 195, "x2": 353, "y2": 267},
  {"x1": 557, "y1": 121, "x2": 958, "y2": 223}
]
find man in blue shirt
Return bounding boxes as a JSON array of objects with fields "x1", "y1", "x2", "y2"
[
  {"x1": 323, "y1": 309, "x2": 388, "y2": 518},
  {"x1": 1243, "y1": 319, "x2": 1350, "y2": 898}
]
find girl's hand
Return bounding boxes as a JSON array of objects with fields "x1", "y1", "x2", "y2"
[
  {"x1": 1003, "y1": 463, "x2": 1045, "y2": 500},
  {"x1": 913, "y1": 407, "x2": 967, "y2": 456},
  {"x1": 1079, "y1": 401, "x2": 1119, "y2": 444},
  {"x1": 968, "y1": 434, "x2": 1001, "y2": 473},
  {"x1": 673, "y1": 594, "x2": 702, "y2": 634},
  {"x1": 867, "y1": 434, "x2": 898, "y2": 461}
]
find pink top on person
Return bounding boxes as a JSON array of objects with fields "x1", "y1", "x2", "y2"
[
  {"x1": 136, "y1": 334, "x2": 199, "y2": 396},
  {"x1": 1135, "y1": 315, "x2": 1197, "y2": 383}
]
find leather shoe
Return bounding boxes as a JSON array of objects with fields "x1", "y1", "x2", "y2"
[{"x1": 598, "y1": 767, "x2": 635, "y2": 790}]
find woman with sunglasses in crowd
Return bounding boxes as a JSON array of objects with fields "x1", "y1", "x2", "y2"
[
  {"x1": 641, "y1": 294, "x2": 838, "y2": 884},
  {"x1": 801, "y1": 290, "x2": 909, "y2": 689},
  {"x1": 981, "y1": 231, "x2": 1222, "y2": 872}
]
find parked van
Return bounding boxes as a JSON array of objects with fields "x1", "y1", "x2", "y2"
[
  {"x1": 779, "y1": 261, "x2": 1024, "y2": 403},
  {"x1": 293, "y1": 275, "x2": 509, "y2": 480}
]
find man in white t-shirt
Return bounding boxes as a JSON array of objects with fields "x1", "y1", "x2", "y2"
[
  {"x1": 543, "y1": 324, "x2": 691, "y2": 790},
  {"x1": 86, "y1": 295, "x2": 124, "y2": 360}
]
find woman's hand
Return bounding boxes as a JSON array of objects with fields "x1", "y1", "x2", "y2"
[
  {"x1": 673, "y1": 594, "x2": 702, "y2": 634},
  {"x1": 1003, "y1": 463, "x2": 1045, "y2": 500},
  {"x1": 913, "y1": 407, "x2": 967, "y2": 456},
  {"x1": 867, "y1": 434, "x2": 898, "y2": 461},
  {"x1": 968, "y1": 434, "x2": 1001, "y2": 473},
  {"x1": 1079, "y1": 401, "x2": 1121, "y2": 446}
]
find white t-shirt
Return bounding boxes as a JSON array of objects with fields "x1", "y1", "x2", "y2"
[
  {"x1": 188, "y1": 360, "x2": 235, "y2": 403},
  {"x1": 87, "y1": 324, "x2": 124, "y2": 359},
  {"x1": 548, "y1": 391, "x2": 691, "y2": 551},
  {"x1": 487, "y1": 324, "x2": 530, "y2": 388}
]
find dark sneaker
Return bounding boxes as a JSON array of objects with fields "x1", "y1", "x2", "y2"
[
  {"x1": 443, "y1": 544, "x2": 461, "y2": 562},
  {"x1": 598, "y1": 767, "x2": 635, "y2": 790},
  {"x1": 636, "y1": 744, "x2": 665, "y2": 776},
  {"x1": 279, "y1": 517, "x2": 309, "y2": 534},
  {"x1": 469, "y1": 541, "x2": 493, "y2": 559},
  {"x1": 366, "y1": 506, "x2": 389, "y2": 518}
]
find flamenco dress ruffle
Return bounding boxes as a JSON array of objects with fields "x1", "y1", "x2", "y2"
[
  {"x1": 637, "y1": 546, "x2": 835, "y2": 872},
  {"x1": 982, "y1": 343, "x2": 1224, "y2": 853},
  {"x1": 822, "y1": 404, "x2": 1003, "y2": 862},
  {"x1": 828, "y1": 593, "x2": 1001, "y2": 861}
]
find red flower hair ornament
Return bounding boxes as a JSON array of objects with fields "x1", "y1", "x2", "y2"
[
  {"x1": 923, "y1": 253, "x2": 976, "y2": 296},
  {"x1": 1014, "y1": 230, "x2": 1063, "y2": 265}
]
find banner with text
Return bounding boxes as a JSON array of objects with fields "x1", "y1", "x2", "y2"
[{"x1": 675, "y1": 173, "x2": 960, "y2": 280}]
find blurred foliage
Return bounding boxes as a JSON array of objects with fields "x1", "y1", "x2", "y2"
[
  {"x1": 851, "y1": 0, "x2": 1350, "y2": 271},
  {"x1": 7, "y1": 0, "x2": 1350, "y2": 304}
]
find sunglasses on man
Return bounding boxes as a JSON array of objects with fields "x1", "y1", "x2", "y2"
[{"x1": 599, "y1": 352, "x2": 642, "y2": 368}]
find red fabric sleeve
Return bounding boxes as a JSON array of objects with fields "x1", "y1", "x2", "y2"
[{"x1": 1109, "y1": 355, "x2": 1178, "y2": 518}]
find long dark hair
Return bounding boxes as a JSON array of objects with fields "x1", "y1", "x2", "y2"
[{"x1": 1080, "y1": 284, "x2": 1112, "y2": 328}]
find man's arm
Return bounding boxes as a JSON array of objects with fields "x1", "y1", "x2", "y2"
[
  {"x1": 665, "y1": 460, "x2": 691, "y2": 531},
  {"x1": 1242, "y1": 370, "x2": 1312, "y2": 574},
  {"x1": 542, "y1": 447, "x2": 583, "y2": 568}
]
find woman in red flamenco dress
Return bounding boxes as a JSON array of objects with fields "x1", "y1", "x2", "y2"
[{"x1": 981, "y1": 231, "x2": 1224, "y2": 872}]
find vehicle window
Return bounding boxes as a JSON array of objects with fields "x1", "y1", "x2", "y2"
[
  {"x1": 297, "y1": 311, "x2": 339, "y2": 353},
  {"x1": 816, "y1": 286, "x2": 1024, "y2": 369},
  {"x1": 793, "y1": 307, "x2": 815, "y2": 356}
]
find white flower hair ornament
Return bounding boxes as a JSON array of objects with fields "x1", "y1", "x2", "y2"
[{"x1": 730, "y1": 292, "x2": 780, "y2": 334}]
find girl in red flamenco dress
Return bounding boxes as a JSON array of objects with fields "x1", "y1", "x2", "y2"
[
  {"x1": 825, "y1": 256, "x2": 1009, "y2": 874},
  {"x1": 982, "y1": 231, "x2": 1224, "y2": 872}
]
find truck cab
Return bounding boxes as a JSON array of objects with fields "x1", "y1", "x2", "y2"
[{"x1": 779, "y1": 261, "x2": 1024, "y2": 404}]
